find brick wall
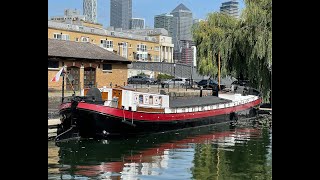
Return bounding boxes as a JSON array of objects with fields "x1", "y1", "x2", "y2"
[
  {"x1": 96, "y1": 63, "x2": 128, "y2": 88},
  {"x1": 48, "y1": 60, "x2": 128, "y2": 90}
]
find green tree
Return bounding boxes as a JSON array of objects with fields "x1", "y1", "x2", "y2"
[
  {"x1": 192, "y1": 0, "x2": 272, "y2": 100},
  {"x1": 192, "y1": 13, "x2": 237, "y2": 83}
]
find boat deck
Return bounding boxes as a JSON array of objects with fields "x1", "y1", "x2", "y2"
[{"x1": 169, "y1": 95, "x2": 232, "y2": 108}]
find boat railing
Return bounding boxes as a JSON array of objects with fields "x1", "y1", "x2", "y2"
[{"x1": 169, "y1": 96, "x2": 259, "y2": 114}]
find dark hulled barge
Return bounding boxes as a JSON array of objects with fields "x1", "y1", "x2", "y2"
[{"x1": 56, "y1": 87, "x2": 261, "y2": 141}]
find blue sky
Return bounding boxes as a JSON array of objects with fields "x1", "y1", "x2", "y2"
[{"x1": 48, "y1": 0, "x2": 245, "y2": 28}]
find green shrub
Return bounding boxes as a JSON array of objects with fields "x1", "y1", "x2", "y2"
[{"x1": 157, "y1": 74, "x2": 174, "y2": 80}]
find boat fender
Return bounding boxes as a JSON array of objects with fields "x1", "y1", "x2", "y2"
[{"x1": 230, "y1": 112, "x2": 238, "y2": 121}]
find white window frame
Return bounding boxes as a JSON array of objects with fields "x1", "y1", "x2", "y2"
[
  {"x1": 100, "y1": 39, "x2": 113, "y2": 51},
  {"x1": 53, "y1": 33, "x2": 62, "y2": 40},
  {"x1": 81, "y1": 37, "x2": 89, "y2": 42},
  {"x1": 107, "y1": 40, "x2": 113, "y2": 48},
  {"x1": 137, "y1": 53, "x2": 148, "y2": 61},
  {"x1": 61, "y1": 34, "x2": 70, "y2": 41},
  {"x1": 137, "y1": 44, "x2": 147, "y2": 52},
  {"x1": 54, "y1": 33, "x2": 69, "y2": 41},
  {"x1": 122, "y1": 42, "x2": 128, "y2": 58},
  {"x1": 154, "y1": 55, "x2": 160, "y2": 62}
]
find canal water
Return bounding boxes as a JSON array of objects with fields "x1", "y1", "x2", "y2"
[{"x1": 48, "y1": 122, "x2": 272, "y2": 180}]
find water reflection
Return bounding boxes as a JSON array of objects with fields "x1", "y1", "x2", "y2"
[{"x1": 48, "y1": 124, "x2": 272, "y2": 180}]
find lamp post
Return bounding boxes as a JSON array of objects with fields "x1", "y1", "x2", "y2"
[
  {"x1": 173, "y1": 63, "x2": 176, "y2": 88},
  {"x1": 62, "y1": 71, "x2": 65, "y2": 103}
]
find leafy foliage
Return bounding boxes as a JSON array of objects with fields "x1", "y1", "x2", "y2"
[
  {"x1": 156, "y1": 73, "x2": 174, "y2": 80},
  {"x1": 192, "y1": 0, "x2": 272, "y2": 99}
]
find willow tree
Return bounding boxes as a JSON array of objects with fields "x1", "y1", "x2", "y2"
[
  {"x1": 235, "y1": 0, "x2": 272, "y2": 99},
  {"x1": 192, "y1": 0, "x2": 272, "y2": 100},
  {"x1": 192, "y1": 13, "x2": 238, "y2": 87}
]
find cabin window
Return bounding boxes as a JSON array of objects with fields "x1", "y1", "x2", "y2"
[
  {"x1": 48, "y1": 60, "x2": 59, "y2": 69},
  {"x1": 149, "y1": 95, "x2": 153, "y2": 105},
  {"x1": 139, "y1": 95, "x2": 143, "y2": 104},
  {"x1": 102, "y1": 64, "x2": 112, "y2": 71}
]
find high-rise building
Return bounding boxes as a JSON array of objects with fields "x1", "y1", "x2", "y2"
[
  {"x1": 130, "y1": 18, "x2": 145, "y2": 29},
  {"x1": 174, "y1": 40, "x2": 195, "y2": 65},
  {"x1": 170, "y1": 3, "x2": 193, "y2": 52},
  {"x1": 153, "y1": 3, "x2": 194, "y2": 64},
  {"x1": 110, "y1": 0, "x2": 132, "y2": 30},
  {"x1": 154, "y1": 13, "x2": 174, "y2": 37},
  {"x1": 220, "y1": 0, "x2": 239, "y2": 18},
  {"x1": 83, "y1": 0, "x2": 97, "y2": 23}
]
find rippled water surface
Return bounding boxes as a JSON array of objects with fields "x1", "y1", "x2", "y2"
[{"x1": 48, "y1": 123, "x2": 272, "y2": 180}]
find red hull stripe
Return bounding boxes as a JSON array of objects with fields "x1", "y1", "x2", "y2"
[{"x1": 61, "y1": 98, "x2": 261, "y2": 122}]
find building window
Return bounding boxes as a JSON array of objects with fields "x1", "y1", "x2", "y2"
[
  {"x1": 75, "y1": 38, "x2": 79, "y2": 42},
  {"x1": 61, "y1": 34, "x2": 70, "y2": 41},
  {"x1": 122, "y1": 42, "x2": 128, "y2": 58},
  {"x1": 48, "y1": 60, "x2": 59, "y2": 69},
  {"x1": 53, "y1": 33, "x2": 62, "y2": 40},
  {"x1": 79, "y1": 26, "x2": 84, "y2": 31},
  {"x1": 155, "y1": 46, "x2": 160, "y2": 51},
  {"x1": 111, "y1": 32, "x2": 115, "y2": 36},
  {"x1": 137, "y1": 53, "x2": 148, "y2": 61},
  {"x1": 100, "y1": 40, "x2": 113, "y2": 49},
  {"x1": 81, "y1": 37, "x2": 89, "y2": 42},
  {"x1": 54, "y1": 33, "x2": 69, "y2": 40},
  {"x1": 102, "y1": 64, "x2": 112, "y2": 71},
  {"x1": 154, "y1": 55, "x2": 160, "y2": 62},
  {"x1": 91, "y1": 29, "x2": 94, "y2": 33},
  {"x1": 129, "y1": 44, "x2": 132, "y2": 47},
  {"x1": 137, "y1": 44, "x2": 147, "y2": 52}
]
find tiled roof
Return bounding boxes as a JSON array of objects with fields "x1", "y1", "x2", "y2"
[{"x1": 48, "y1": 38, "x2": 131, "y2": 63}]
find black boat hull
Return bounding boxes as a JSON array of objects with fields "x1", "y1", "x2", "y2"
[{"x1": 57, "y1": 106, "x2": 258, "y2": 140}]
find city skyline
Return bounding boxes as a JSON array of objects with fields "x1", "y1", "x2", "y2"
[{"x1": 48, "y1": 0, "x2": 245, "y2": 28}]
